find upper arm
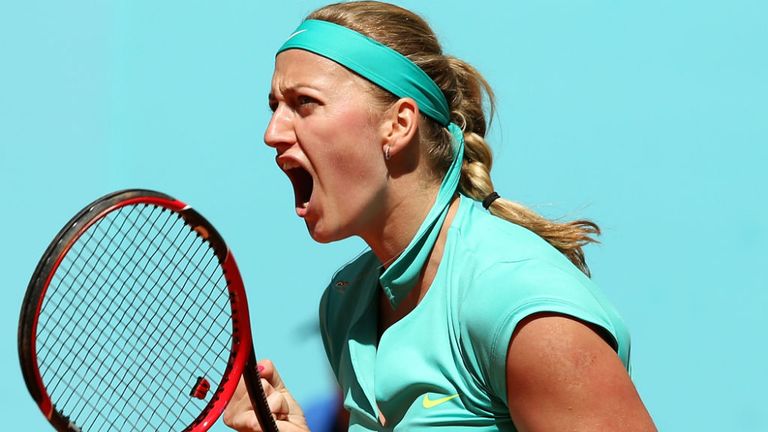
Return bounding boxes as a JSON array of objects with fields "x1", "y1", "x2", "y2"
[{"x1": 505, "y1": 314, "x2": 656, "y2": 432}]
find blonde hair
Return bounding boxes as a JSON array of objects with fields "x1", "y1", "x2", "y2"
[{"x1": 307, "y1": 2, "x2": 600, "y2": 276}]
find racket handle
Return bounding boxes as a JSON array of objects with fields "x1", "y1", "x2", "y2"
[{"x1": 244, "y1": 350, "x2": 280, "y2": 432}]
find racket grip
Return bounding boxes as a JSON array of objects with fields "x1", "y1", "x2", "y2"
[{"x1": 244, "y1": 350, "x2": 280, "y2": 432}]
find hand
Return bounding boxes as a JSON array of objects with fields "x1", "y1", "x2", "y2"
[{"x1": 224, "y1": 359, "x2": 310, "y2": 432}]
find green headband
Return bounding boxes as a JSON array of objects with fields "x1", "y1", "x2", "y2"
[
  {"x1": 277, "y1": 19, "x2": 450, "y2": 125},
  {"x1": 277, "y1": 19, "x2": 465, "y2": 308}
]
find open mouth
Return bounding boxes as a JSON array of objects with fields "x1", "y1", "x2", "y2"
[{"x1": 284, "y1": 165, "x2": 314, "y2": 214}]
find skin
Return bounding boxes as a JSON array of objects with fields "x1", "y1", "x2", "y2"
[
  {"x1": 505, "y1": 315, "x2": 657, "y2": 431},
  {"x1": 223, "y1": 49, "x2": 657, "y2": 431},
  {"x1": 262, "y1": 49, "x2": 433, "y2": 256}
]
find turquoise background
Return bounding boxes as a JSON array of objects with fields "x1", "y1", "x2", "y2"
[{"x1": 1, "y1": 1, "x2": 765, "y2": 430}]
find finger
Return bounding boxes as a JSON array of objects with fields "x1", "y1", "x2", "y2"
[
  {"x1": 225, "y1": 394, "x2": 252, "y2": 421},
  {"x1": 225, "y1": 409, "x2": 263, "y2": 432},
  {"x1": 231, "y1": 376, "x2": 248, "y2": 400},
  {"x1": 266, "y1": 388, "x2": 290, "y2": 420},
  {"x1": 224, "y1": 378, "x2": 256, "y2": 426},
  {"x1": 255, "y1": 359, "x2": 287, "y2": 391},
  {"x1": 260, "y1": 377, "x2": 276, "y2": 396},
  {"x1": 226, "y1": 377, "x2": 250, "y2": 413}
]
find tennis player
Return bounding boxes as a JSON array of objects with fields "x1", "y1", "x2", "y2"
[{"x1": 225, "y1": 2, "x2": 656, "y2": 430}]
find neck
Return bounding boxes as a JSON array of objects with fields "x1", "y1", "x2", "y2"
[{"x1": 362, "y1": 177, "x2": 440, "y2": 269}]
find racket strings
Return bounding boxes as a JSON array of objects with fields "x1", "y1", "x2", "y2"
[
  {"x1": 38, "y1": 205, "x2": 144, "y2": 349},
  {"x1": 63, "y1": 260, "x2": 227, "y2": 428},
  {"x1": 39, "y1": 206, "x2": 167, "y2": 378},
  {"x1": 41, "y1": 207, "x2": 185, "y2": 393},
  {"x1": 39, "y1": 206, "x2": 147, "y2": 398},
  {"x1": 36, "y1": 203, "x2": 236, "y2": 431},
  {"x1": 49, "y1": 212, "x2": 231, "y2": 364},
  {"x1": 40, "y1": 205, "x2": 168, "y2": 429},
  {"x1": 43, "y1": 255, "x2": 229, "y2": 427},
  {"x1": 39, "y1": 206, "x2": 153, "y2": 431},
  {"x1": 48, "y1": 206, "x2": 231, "y2": 428},
  {"x1": 44, "y1": 214, "x2": 231, "y2": 398},
  {"x1": 72, "y1": 207, "x2": 231, "y2": 429},
  {"x1": 41, "y1": 205, "x2": 186, "y2": 426}
]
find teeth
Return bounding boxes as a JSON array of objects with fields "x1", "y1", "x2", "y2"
[{"x1": 281, "y1": 160, "x2": 300, "y2": 171}]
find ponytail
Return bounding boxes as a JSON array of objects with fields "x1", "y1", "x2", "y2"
[
  {"x1": 445, "y1": 57, "x2": 600, "y2": 275},
  {"x1": 308, "y1": 1, "x2": 600, "y2": 276}
]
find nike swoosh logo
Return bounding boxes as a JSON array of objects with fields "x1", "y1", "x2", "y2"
[
  {"x1": 422, "y1": 393, "x2": 459, "y2": 409},
  {"x1": 286, "y1": 29, "x2": 307, "y2": 41}
]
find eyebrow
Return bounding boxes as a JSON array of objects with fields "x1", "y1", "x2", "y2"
[{"x1": 270, "y1": 82, "x2": 324, "y2": 99}]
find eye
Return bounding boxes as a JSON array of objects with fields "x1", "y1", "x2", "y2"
[
  {"x1": 297, "y1": 95, "x2": 316, "y2": 106},
  {"x1": 295, "y1": 95, "x2": 318, "y2": 116}
]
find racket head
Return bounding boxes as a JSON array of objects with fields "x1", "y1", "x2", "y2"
[{"x1": 17, "y1": 189, "x2": 267, "y2": 431}]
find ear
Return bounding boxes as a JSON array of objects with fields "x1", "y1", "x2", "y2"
[{"x1": 380, "y1": 97, "x2": 419, "y2": 158}]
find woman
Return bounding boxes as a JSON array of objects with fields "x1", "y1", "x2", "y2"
[{"x1": 225, "y1": 2, "x2": 656, "y2": 431}]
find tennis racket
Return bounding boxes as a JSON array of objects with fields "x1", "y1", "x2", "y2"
[{"x1": 18, "y1": 189, "x2": 279, "y2": 432}]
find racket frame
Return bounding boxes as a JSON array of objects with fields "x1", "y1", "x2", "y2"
[{"x1": 18, "y1": 190, "x2": 276, "y2": 432}]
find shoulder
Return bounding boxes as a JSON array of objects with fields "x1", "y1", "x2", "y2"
[
  {"x1": 449, "y1": 197, "x2": 630, "y2": 396},
  {"x1": 450, "y1": 196, "x2": 601, "y2": 307},
  {"x1": 450, "y1": 196, "x2": 569, "y2": 268},
  {"x1": 452, "y1": 197, "x2": 626, "y2": 347}
]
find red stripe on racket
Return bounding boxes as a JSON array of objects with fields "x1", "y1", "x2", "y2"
[{"x1": 18, "y1": 189, "x2": 279, "y2": 432}]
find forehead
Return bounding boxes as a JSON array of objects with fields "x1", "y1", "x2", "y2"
[{"x1": 271, "y1": 49, "x2": 368, "y2": 94}]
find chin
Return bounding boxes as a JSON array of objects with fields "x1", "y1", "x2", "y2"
[
  {"x1": 305, "y1": 220, "x2": 350, "y2": 244},
  {"x1": 305, "y1": 222, "x2": 337, "y2": 244}
]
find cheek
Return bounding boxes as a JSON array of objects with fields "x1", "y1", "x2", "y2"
[{"x1": 319, "y1": 110, "x2": 385, "y2": 187}]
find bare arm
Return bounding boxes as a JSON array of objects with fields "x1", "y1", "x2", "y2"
[{"x1": 505, "y1": 314, "x2": 656, "y2": 432}]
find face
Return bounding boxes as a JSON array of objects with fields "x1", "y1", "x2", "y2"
[{"x1": 266, "y1": 50, "x2": 390, "y2": 243}]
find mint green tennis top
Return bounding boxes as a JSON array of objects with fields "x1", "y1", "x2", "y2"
[{"x1": 318, "y1": 195, "x2": 630, "y2": 430}]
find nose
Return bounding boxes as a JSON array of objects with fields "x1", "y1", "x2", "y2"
[{"x1": 264, "y1": 105, "x2": 296, "y2": 151}]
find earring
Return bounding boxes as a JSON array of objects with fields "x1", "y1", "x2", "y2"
[{"x1": 384, "y1": 145, "x2": 391, "y2": 161}]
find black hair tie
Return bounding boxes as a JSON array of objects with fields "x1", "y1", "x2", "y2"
[{"x1": 482, "y1": 192, "x2": 500, "y2": 210}]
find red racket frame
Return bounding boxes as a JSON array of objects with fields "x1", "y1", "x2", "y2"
[{"x1": 18, "y1": 190, "x2": 277, "y2": 432}]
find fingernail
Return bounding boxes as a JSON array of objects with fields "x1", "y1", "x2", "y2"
[{"x1": 257, "y1": 365, "x2": 265, "y2": 373}]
